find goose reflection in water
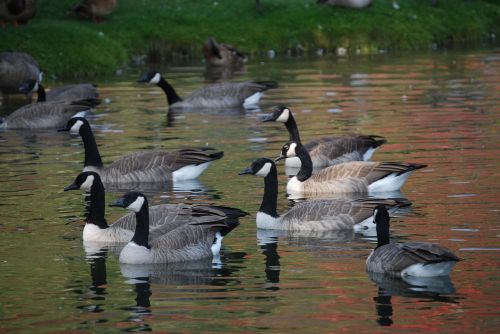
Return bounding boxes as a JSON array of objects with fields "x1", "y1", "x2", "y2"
[
  {"x1": 257, "y1": 230, "x2": 281, "y2": 291},
  {"x1": 368, "y1": 271, "x2": 460, "y2": 327}
]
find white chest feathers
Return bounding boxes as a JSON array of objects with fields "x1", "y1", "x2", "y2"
[
  {"x1": 119, "y1": 242, "x2": 153, "y2": 264},
  {"x1": 286, "y1": 176, "x2": 304, "y2": 194},
  {"x1": 256, "y1": 212, "x2": 280, "y2": 230}
]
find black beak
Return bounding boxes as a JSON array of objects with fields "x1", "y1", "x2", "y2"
[
  {"x1": 275, "y1": 155, "x2": 287, "y2": 162},
  {"x1": 57, "y1": 127, "x2": 70, "y2": 132},
  {"x1": 136, "y1": 73, "x2": 150, "y2": 83},
  {"x1": 109, "y1": 197, "x2": 126, "y2": 208},
  {"x1": 64, "y1": 182, "x2": 79, "y2": 191},
  {"x1": 238, "y1": 167, "x2": 253, "y2": 175},
  {"x1": 262, "y1": 113, "x2": 276, "y2": 122}
]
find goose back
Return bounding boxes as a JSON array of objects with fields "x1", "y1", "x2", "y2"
[
  {"x1": 0, "y1": 98, "x2": 98, "y2": 129},
  {"x1": 0, "y1": 51, "x2": 40, "y2": 94},
  {"x1": 46, "y1": 83, "x2": 99, "y2": 101},
  {"x1": 72, "y1": 0, "x2": 116, "y2": 19}
]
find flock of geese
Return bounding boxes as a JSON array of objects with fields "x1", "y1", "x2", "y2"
[{"x1": 0, "y1": 49, "x2": 460, "y2": 280}]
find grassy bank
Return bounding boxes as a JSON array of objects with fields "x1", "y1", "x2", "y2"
[{"x1": 1, "y1": 0, "x2": 498, "y2": 78}]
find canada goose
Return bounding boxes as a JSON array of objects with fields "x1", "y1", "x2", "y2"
[
  {"x1": 0, "y1": 98, "x2": 98, "y2": 129},
  {"x1": 19, "y1": 79, "x2": 98, "y2": 102},
  {"x1": 0, "y1": 0, "x2": 37, "y2": 26},
  {"x1": 203, "y1": 37, "x2": 247, "y2": 67},
  {"x1": 317, "y1": 0, "x2": 372, "y2": 8},
  {"x1": 263, "y1": 105, "x2": 386, "y2": 168},
  {"x1": 65, "y1": 171, "x2": 242, "y2": 243},
  {"x1": 72, "y1": 0, "x2": 116, "y2": 22},
  {"x1": 276, "y1": 141, "x2": 427, "y2": 196},
  {"x1": 239, "y1": 157, "x2": 411, "y2": 230},
  {"x1": 110, "y1": 191, "x2": 244, "y2": 264},
  {"x1": 0, "y1": 51, "x2": 40, "y2": 95},
  {"x1": 59, "y1": 117, "x2": 224, "y2": 184},
  {"x1": 137, "y1": 71, "x2": 277, "y2": 109},
  {"x1": 366, "y1": 206, "x2": 460, "y2": 277}
]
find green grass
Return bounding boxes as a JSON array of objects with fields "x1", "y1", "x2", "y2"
[{"x1": 1, "y1": 0, "x2": 498, "y2": 78}]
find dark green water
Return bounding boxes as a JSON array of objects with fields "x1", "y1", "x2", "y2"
[{"x1": 0, "y1": 50, "x2": 499, "y2": 333}]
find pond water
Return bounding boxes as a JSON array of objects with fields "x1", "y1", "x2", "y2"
[{"x1": 0, "y1": 49, "x2": 499, "y2": 333}]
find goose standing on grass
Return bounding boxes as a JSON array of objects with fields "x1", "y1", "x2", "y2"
[
  {"x1": 110, "y1": 191, "x2": 245, "y2": 264},
  {"x1": 0, "y1": 0, "x2": 37, "y2": 26},
  {"x1": 19, "y1": 79, "x2": 98, "y2": 102},
  {"x1": 0, "y1": 98, "x2": 99, "y2": 129},
  {"x1": 366, "y1": 206, "x2": 460, "y2": 277},
  {"x1": 203, "y1": 37, "x2": 247, "y2": 67},
  {"x1": 137, "y1": 71, "x2": 277, "y2": 109},
  {"x1": 239, "y1": 157, "x2": 411, "y2": 230},
  {"x1": 276, "y1": 141, "x2": 426, "y2": 197},
  {"x1": 72, "y1": 0, "x2": 117, "y2": 22},
  {"x1": 0, "y1": 51, "x2": 40, "y2": 96},
  {"x1": 263, "y1": 105, "x2": 386, "y2": 168},
  {"x1": 64, "y1": 171, "x2": 245, "y2": 243},
  {"x1": 59, "y1": 117, "x2": 224, "y2": 184},
  {"x1": 317, "y1": 0, "x2": 372, "y2": 8}
]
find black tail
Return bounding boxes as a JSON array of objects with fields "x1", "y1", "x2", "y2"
[
  {"x1": 255, "y1": 81, "x2": 279, "y2": 89},
  {"x1": 398, "y1": 163, "x2": 427, "y2": 176},
  {"x1": 367, "y1": 135, "x2": 388, "y2": 148},
  {"x1": 209, "y1": 151, "x2": 224, "y2": 161}
]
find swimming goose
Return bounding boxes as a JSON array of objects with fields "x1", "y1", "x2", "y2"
[
  {"x1": 276, "y1": 141, "x2": 427, "y2": 196},
  {"x1": 0, "y1": 51, "x2": 40, "y2": 95},
  {"x1": 203, "y1": 37, "x2": 247, "y2": 67},
  {"x1": 59, "y1": 117, "x2": 224, "y2": 184},
  {"x1": 72, "y1": 0, "x2": 117, "y2": 22},
  {"x1": 239, "y1": 157, "x2": 411, "y2": 230},
  {"x1": 64, "y1": 171, "x2": 243, "y2": 243},
  {"x1": 137, "y1": 71, "x2": 277, "y2": 109},
  {"x1": 0, "y1": 98, "x2": 98, "y2": 129},
  {"x1": 317, "y1": 0, "x2": 373, "y2": 8},
  {"x1": 263, "y1": 105, "x2": 386, "y2": 168},
  {"x1": 19, "y1": 79, "x2": 98, "y2": 102},
  {"x1": 366, "y1": 206, "x2": 460, "y2": 277},
  {"x1": 110, "y1": 191, "x2": 244, "y2": 264}
]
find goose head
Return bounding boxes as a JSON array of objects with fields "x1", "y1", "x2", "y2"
[
  {"x1": 137, "y1": 71, "x2": 162, "y2": 85},
  {"x1": 110, "y1": 191, "x2": 147, "y2": 213},
  {"x1": 64, "y1": 171, "x2": 101, "y2": 192},
  {"x1": 58, "y1": 117, "x2": 89, "y2": 135},
  {"x1": 239, "y1": 158, "x2": 275, "y2": 177},
  {"x1": 263, "y1": 105, "x2": 291, "y2": 123},
  {"x1": 275, "y1": 141, "x2": 298, "y2": 161},
  {"x1": 19, "y1": 79, "x2": 38, "y2": 94}
]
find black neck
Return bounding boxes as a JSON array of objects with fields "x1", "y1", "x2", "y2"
[
  {"x1": 296, "y1": 143, "x2": 313, "y2": 182},
  {"x1": 259, "y1": 165, "x2": 279, "y2": 218},
  {"x1": 36, "y1": 83, "x2": 46, "y2": 102},
  {"x1": 376, "y1": 220, "x2": 390, "y2": 248},
  {"x1": 157, "y1": 77, "x2": 182, "y2": 106},
  {"x1": 131, "y1": 200, "x2": 150, "y2": 248},
  {"x1": 85, "y1": 178, "x2": 108, "y2": 228},
  {"x1": 80, "y1": 123, "x2": 104, "y2": 168},
  {"x1": 284, "y1": 114, "x2": 301, "y2": 142}
]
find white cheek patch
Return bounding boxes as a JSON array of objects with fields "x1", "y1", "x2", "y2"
[
  {"x1": 32, "y1": 82, "x2": 39, "y2": 93},
  {"x1": 287, "y1": 143, "x2": 297, "y2": 157},
  {"x1": 126, "y1": 196, "x2": 145, "y2": 213},
  {"x1": 70, "y1": 120, "x2": 84, "y2": 135},
  {"x1": 276, "y1": 108, "x2": 290, "y2": 123},
  {"x1": 38, "y1": 72, "x2": 44, "y2": 83},
  {"x1": 150, "y1": 73, "x2": 161, "y2": 84},
  {"x1": 80, "y1": 175, "x2": 95, "y2": 192},
  {"x1": 256, "y1": 162, "x2": 272, "y2": 177}
]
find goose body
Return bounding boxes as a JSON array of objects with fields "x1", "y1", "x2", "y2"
[
  {"x1": 263, "y1": 105, "x2": 386, "y2": 168},
  {"x1": 0, "y1": 51, "x2": 40, "y2": 95},
  {"x1": 0, "y1": 98, "x2": 98, "y2": 129},
  {"x1": 137, "y1": 71, "x2": 277, "y2": 109},
  {"x1": 240, "y1": 158, "x2": 411, "y2": 231},
  {"x1": 277, "y1": 141, "x2": 426, "y2": 196},
  {"x1": 20, "y1": 79, "x2": 98, "y2": 102},
  {"x1": 72, "y1": 0, "x2": 116, "y2": 22},
  {"x1": 366, "y1": 206, "x2": 459, "y2": 277},
  {"x1": 203, "y1": 37, "x2": 247, "y2": 67},
  {"x1": 111, "y1": 192, "x2": 245, "y2": 264},
  {"x1": 60, "y1": 117, "x2": 224, "y2": 184},
  {"x1": 318, "y1": 0, "x2": 372, "y2": 8},
  {"x1": 65, "y1": 171, "x2": 240, "y2": 243},
  {"x1": 0, "y1": 0, "x2": 37, "y2": 25}
]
